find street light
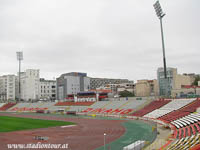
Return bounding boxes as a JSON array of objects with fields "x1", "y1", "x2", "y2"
[
  {"x1": 16, "y1": 51, "x2": 23, "y2": 102},
  {"x1": 153, "y1": 1, "x2": 168, "y2": 96},
  {"x1": 104, "y1": 133, "x2": 106, "y2": 150}
]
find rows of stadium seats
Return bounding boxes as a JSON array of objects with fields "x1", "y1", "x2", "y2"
[
  {"x1": 131, "y1": 99, "x2": 171, "y2": 117},
  {"x1": 159, "y1": 99, "x2": 200, "y2": 122},
  {"x1": 50, "y1": 102, "x2": 93, "y2": 112},
  {"x1": 120, "y1": 99, "x2": 149, "y2": 110},
  {"x1": 81, "y1": 99, "x2": 148, "y2": 115},
  {"x1": 55, "y1": 106, "x2": 89, "y2": 112},
  {"x1": 0, "y1": 103, "x2": 6, "y2": 108},
  {"x1": 87, "y1": 101, "x2": 110, "y2": 109},
  {"x1": 144, "y1": 99, "x2": 195, "y2": 119},
  {"x1": 0, "y1": 103, "x2": 16, "y2": 111},
  {"x1": 8, "y1": 102, "x2": 56, "y2": 112},
  {"x1": 167, "y1": 134, "x2": 200, "y2": 150},
  {"x1": 55, "y1": 102, "x2": 95, "y2": 106},
  {"x1": 67, "y1": 106, "x2": 89, "y2": 112},
  {"x1": 171, "y1": 113, "x2": 200, "y2": 139}
]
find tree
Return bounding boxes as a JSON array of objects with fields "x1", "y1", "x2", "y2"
[
  {"x1": 119, "y1": 90, "x2": 135, "y2": 97},
  {"x1": 192, "y1": 75, "x2": 200, "y2": 86}
]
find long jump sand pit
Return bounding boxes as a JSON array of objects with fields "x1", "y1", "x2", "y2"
[{"x1": 0, "y1": 113, "x2": 126, "y2": 150}]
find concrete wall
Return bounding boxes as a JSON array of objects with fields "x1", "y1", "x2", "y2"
[
  {"x1": 173, "y1": 74, "x2": 192, "y2": 89},
  {"x1": 135, "y1": 79, "x2": 158, "y2": 97},
  {"x1": 135, "y1": 80, "x2": 151, "y2": 97}
]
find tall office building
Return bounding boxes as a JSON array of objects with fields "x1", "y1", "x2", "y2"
[{"x1": 56, "y1": 72, "x2": 90, "y2": 100}]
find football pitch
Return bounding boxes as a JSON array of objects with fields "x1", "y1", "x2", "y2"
[{"x1": 0, "y1": 115, "x2": 75, "y2": 132}]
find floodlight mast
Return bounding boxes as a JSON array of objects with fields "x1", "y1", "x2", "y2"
[
  {"x1": 16, "y1": 51, "x2": 23, "y2": 102},
  {"x1": 153, "y1": 1, "x2": 167, "y2": 79}
]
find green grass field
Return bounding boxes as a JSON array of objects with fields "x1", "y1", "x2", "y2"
[{"x1": 0, "y1": 116, "x2": 75, "y2": 132}]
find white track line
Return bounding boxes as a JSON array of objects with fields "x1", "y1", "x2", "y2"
[{"x1": 61, "y1": 125, "x2": 76, "y2": 128}]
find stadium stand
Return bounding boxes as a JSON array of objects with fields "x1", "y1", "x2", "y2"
[
  {"x1": 159, "y1": 99, "x2": 200, "y2": 122},
  {"x1": 131, "y1": 99, "x2": 171, "y2": 117},
  {"x1": 48, "y1": 101, "x2": 96, "y2": 112},
  {"x1": 55, "y1": 101, "x2": 95, "y2": 106},
  {"x1": 144, "y1": 99, "x2": 195, "y2": 119},
  {"x1": 81, "y1": 99, "x2": 148, "y2": 115},
  {"x1": 171, "y1": 113, "x2": 200, "y2": 139},
  {"x1": 0, "y1": 103, "x2": 6, "y2": 108},
  {"x1": 167, "y1": 134, "x2": 200, "y2": 150},
  {"x1": 67, "y1": 106, "x2": 89, "y2": 112},
  {"x1": 0, "y1": 103, "x2": 16, "y2": 111},
  {"x1": 8, "y1": 102, "x2": 56, "y2": 112}
]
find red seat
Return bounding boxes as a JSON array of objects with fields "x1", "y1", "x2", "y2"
[
  {"x1": 191, "y1": 124, "x2": 196, "y2": 135},
  {"x1": 179, "y1": 128, "x2": 182, "y2": 139},
  {"x1": 194, "y1": 123, "x2": 200, "y2": 133},
  {"x1": 187, "y1": 126, "x2": 191, "y2": 136},
  {"x1": 174, "y1": 129, "x2": 178, "y2": 138},
  {"x1": 183, "y1": 127, "x2": 186, "y2": 137}
]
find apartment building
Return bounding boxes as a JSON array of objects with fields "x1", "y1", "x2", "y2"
[
  {"x1": 0, "y1": 75, "x2": 18, "y2": 101},
  {"x1": 39, "y1": 78, "x2": 56, "y2": 100}
]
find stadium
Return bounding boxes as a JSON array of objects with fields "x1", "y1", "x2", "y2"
[{"x1": 1, "y1": 93, "x2": 200, "y2": 150}]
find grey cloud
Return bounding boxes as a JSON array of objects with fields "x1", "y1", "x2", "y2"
[{"x1": 0, "y1": 0, "x2": 199, "y2": 81}]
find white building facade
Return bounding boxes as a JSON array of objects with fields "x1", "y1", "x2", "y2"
[
  {"x1": 20, "y1": 69, "x2": 40, "y2": 101},
  {"x1": 0, "y1": 75, "x2": 18, "y2": 101},
  {"x1": 39, "y1": 78, "x2": 56, "y2": 100}
]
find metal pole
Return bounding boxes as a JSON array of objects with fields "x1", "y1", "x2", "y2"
[
  {"x1": 104, "y1": 133, "x2": 106, "y2": 150},
  {"x1": 159, "y1": 18, "x2": 167, "y2": 79},
  {"x1": 159, "y1": 17, "x2": 168, "y2": 97},
  {"x1": 19, "y1": 59, "x2": 21, "y2": 102}
]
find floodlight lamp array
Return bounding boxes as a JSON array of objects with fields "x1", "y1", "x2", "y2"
[
  {"x1": 16, "y1": 51, "x2": 23, "y2": 60},
  {"x1": 153, "y1": 1, "x2": 165, "y2": 19}
]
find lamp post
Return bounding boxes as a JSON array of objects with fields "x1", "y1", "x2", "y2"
[
  {"x1": 16, "y1": 51, "x2": 23, "y2": 102},
  {"x1": 104, "y1": 133, "x2": 106, "y2": 150},
  {"x1": 153, "y1": 1, "x2": 168, "y2": 96}
]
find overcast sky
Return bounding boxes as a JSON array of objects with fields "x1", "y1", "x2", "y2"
[{"x1": 0, "y1": 0, "x2": 199, "y2": 81}]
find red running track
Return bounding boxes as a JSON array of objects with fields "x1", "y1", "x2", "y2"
[{"x1": 0, "y1": 113, "x2": 126, "y2": 150}]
